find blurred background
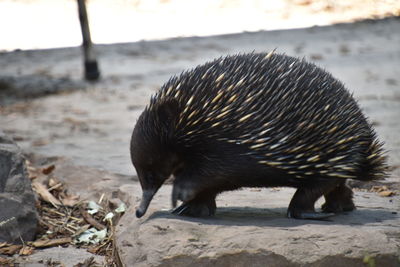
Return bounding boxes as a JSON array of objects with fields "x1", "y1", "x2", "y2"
[
  {"x1": 0, "y1": 0, "x2": 399, "y2": 180},
  {"x1": 1, "y1": 0, "x2": 399, "y2": 51}
]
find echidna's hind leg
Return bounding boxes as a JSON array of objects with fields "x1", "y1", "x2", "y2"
[
  {"x1": 322, "y1": 180, "x2": 355, "y2": 213},
  {"x1": 172, "y1": 192, "x2": 217, "y2": 217},
  {"x1": 287, "y1": 180, "x2": 337, "y2": 220}
]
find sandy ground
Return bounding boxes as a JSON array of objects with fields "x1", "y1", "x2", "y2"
[{"x1": 1, "y1": 17, "x2": 399, "y2": 181}]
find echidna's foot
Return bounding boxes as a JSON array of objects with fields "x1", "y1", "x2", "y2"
[
  {"x1": 321, "y1": 198, "x2": 356, "y2": 213},
  {"x1": 322, "y1": 182, "x2": 355, "y2": 213},
  {"x1": 288, "y1": 181, "x2": 339, "y2": 220},
  {"x1": 287, "y1": 208, "x2": 335, "y2": 220},
  {"x1": 172, "y1": 197, "x2": 216, "y2": 217}
]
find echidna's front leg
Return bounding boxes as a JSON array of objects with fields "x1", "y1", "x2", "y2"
[
  {"x1": 171, "y1": 193, "x2": 217, "y2": 217},
  {"x1": 171, "y1": 175, "x2": 217, "y2": 217}
]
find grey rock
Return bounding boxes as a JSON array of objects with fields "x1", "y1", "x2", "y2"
[
  {"x1": 0, "y1": 75, "x2": 86, "y2": 105},
  {"x1": 116, "y1": 183, "x2": 400, "y2": 267},
  {"x1": 0, "y1": 131, "x2": 38, "y2": 244},
  {"x1": 15, "y1": 247, "x2": 105, "y2": 267}
]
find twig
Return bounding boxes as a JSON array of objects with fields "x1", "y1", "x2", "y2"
[
  {"x1": 42, "y1": 207, "x2": 65, "y2": 217},
  {"x1": 48, "y1": 183, "x2": 63, "y2": 191},
  {"x1": 73, "y1": 224, "x2": 91, "y2": 237},
  {"x1": 62, "y1": 226, "x2": 76, "y2": 235},
  {"x1": 80, "y1": 207, "x2": 106, "y2": 230},
  {"x1": 66, "y1": 223, "x2": 79, "y2": 231},
  {"x1": 32, "y1": 237, "x2": 72, "y2": 248},
  {"x1": 42, "y1": 207, "x2": 83, "y2": 222},
  {"x1": 98, "y1": 193, "x2": 105, "y2": 204}
]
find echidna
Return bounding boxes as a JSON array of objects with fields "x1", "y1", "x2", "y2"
[{"x1": 130, "y1": 52, "x2": 387, "y2": 219}]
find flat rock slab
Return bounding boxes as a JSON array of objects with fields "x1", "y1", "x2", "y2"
[{"x1": 116, "y1": 183, "x2": 400, "y2": 267}]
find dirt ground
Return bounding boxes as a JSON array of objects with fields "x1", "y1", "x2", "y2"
[{"x1": 1, "y1": 17, "x2": 399, "y2": 181}]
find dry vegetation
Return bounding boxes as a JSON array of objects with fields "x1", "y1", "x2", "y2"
[{"x1": 0, "y1": 161, "x2": 124, "y2": 267}]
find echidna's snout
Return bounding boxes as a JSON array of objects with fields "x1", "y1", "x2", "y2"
[{"x1": 136, "y1": 189, "x2": 156, "y2": 218}]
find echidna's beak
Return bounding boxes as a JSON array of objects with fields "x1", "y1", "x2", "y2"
[{"x1": 136, "y1": 189, "x2": 156, "y2": 218}]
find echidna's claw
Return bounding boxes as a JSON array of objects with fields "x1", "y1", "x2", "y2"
[{"x1": 171, "y1": 204, "x2": 189, "y2": 215}]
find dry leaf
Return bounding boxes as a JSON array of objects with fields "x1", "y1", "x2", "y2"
[
  {"x1": 60, "y1": 193, "x2": 80, "y2": 207},
  {"x1": 74, "y1": 228, "x2": 107, "y2": 245},
  {"x1": 19, "y1": 245, "x2": 34, "y2": 256},
  {"x1": 0, "y1": 256, "x2": 12, "y2": 265},
  {"x1": 371, "y1": 185, "x2": 388, "y2": 192},
  {"x1": 26, "y1": 165, "x2": 37, "y2": 173},
  {"x1": 0, "y1": 244, "x2": 22, "y2": 255},
  {"x1": 42, "y1": 164, "x2": 55, "y2": 175},
  {"x1": 379, "y1": 185, "x2": 388, "y2": 191},
  {"x1": 379, "y1": 191, "x2": 395, "y2": 197},
  {"x1": 32, "y1": 180, "x2": 62, "y2": 207},
  {"x1": 32, "y1": 237, "x2": 72, "y2": 248},
  {"x1": 26, "y1": 160, "x2": 39, "y2": 180},
  {"x1": 48, "y1": 177, "x2": 60, "y2": 188},
  {"x1": 87, "y1": 246, "x2": 100, "y2": 254}
]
